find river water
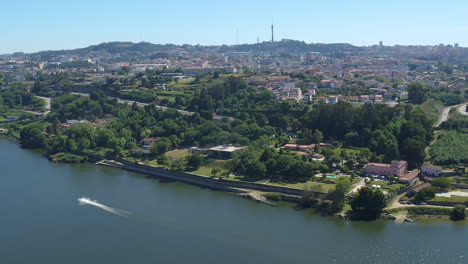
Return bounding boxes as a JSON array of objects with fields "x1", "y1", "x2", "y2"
[{"x1": 1, "y1": 138, "x2": 467, "y2": 264}]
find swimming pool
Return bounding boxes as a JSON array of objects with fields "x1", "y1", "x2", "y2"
[{"x1": 326, "y1": 174, "x2": 336, "y2": 178}]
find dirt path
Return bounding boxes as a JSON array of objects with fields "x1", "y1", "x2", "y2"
[
  {"x1": 23, "y1": 96, "x2": 52, "y2": 116},
  {"x1": 458, "y1": 104, "x2": 467, "y2": 116},
  {"x1": 348, "y1": 178, "x2": 365, "y2": 195},
  {"x1": 435, "y1": 103, "x2": 464, "y2": 127}
]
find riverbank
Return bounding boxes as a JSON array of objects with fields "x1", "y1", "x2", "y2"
[
  {"x1": 5, "y1": 137, "x2": 468, "y2": 264},
  {"x1": 1, "y1": 137, "x2": 465, "y2": 223},
  {"x1": 98, "y1": 158, "x2": 466, "y2": 223},
  {"x1": 97, "y1": 159, "x2": 314, "y2": 197}
]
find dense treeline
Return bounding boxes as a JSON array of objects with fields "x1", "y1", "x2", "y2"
[
  {"x1": 186, "y1": 76, "x2": 281, "y2": 117},
  {"x1": 22, "y1": 77, "x2": 433, "y2": 169},
  {"x1": 408, "y1": 82, "x2": 464, "y2": 106},
  {"x1": 47, "y1": 91, "x2": 122, "y2": 121},
  {"x1": 10, "y1": 74, "x2": 435, "y2": 172},
  {"x1": 230, "y1": 145, "x2": 329, "y2": 182},
  {"x1": 0, "y1": 89, "x2": 45, "y2": 113},
  {"x1": 40, "y1": 91, "x2": 277, "y2": 161},
  {"x1": 301, "y1": 103, "x2": 432, "y2": 168}
]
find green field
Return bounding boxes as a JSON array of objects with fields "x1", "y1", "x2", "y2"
[
  {"x1": 165, "y1": 148, "x2": 190, "y2": 160},
  {"x1": 157, "y1": 95, "x2": 176, "y2": 103},
  {"x1": 4, "y1": 109, "x2": 25, "y2": 117},
  {"x1": 431, "y1": 195, "x2": 468, "y2": 203},
  {"x1": 167, "y1": 78, "x2": 196, "y2": 89},
  {"x1": 193, "y1": 159, "x2": 229, "y2": 177},
  {"x1": 333, "y1": 147, "x2": 368, "y2": 155},
  {"x1": 268, "y1": 181, "x2": 336, "y2": 191},
  {"x1": 371, "y1": 180, "x2": 406, "y2": 191}
]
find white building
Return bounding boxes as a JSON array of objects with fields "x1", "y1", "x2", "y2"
[{"x1": 421, "y1": 163, "x2": 442, "y2": 177}]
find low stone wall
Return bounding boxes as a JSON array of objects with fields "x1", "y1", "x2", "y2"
[
  {"x1": 427, "y1": 200, "x2": 468, "y2": 207},
  {"x1": 454, "y1": 184, "x2": 468, "y2": 189},
  {"x1": 105, "y1": 158, "x2": 306, "y2": 196}
]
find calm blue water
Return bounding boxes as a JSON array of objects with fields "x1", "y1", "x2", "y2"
[{"x1": 0, "y1": 138, "x2": 467, "y2": 264}]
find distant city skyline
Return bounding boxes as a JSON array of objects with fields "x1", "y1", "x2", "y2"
[{"x1": 2, "y1": 0, "x2": 468, "y2": 54}]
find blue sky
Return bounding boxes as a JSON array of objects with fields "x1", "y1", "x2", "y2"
[{"x1": 2, "y1": 0, "x2": 468, "y2": 54}]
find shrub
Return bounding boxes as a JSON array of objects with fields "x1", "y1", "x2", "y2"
[{"x1": 450, "y1": 205, "x2": 466, "y2": 221}]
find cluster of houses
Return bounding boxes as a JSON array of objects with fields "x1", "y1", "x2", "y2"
[
  {"x1": 363, "y1": 160, "x2": 420, "y2": 184},
  {"x1": 283, "y1": 143, "x2": 333, "y2": 161},
  {"x1": 363, "y1": 160, "x2": 466, "y2": 198}
]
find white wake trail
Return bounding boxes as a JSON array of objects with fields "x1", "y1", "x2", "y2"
[{"x1": 78, "y1": 197, "x2": 130, "y2": 217}]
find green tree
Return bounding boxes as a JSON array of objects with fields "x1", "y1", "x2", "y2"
[
  {"x1": 170, "y1": 158, "x2": 186, "y2": 171},
  {"x1": 245, "y1": 160, "x2": 266, "y2": 179},
  {"x1": 350, "y1": 187, "x2": 386, "y2": 220},
  {"x1": 432, "y1": 177, "x2": 452, "y2": 190},
  {"x1": 301, "y1": 183, "x2": 325, "y2": 208},
  {"x1": 156, "y1": 155, "x2": 168, "y2": 165},
  {"x1": 185, "y1": 154, "x2": 203, "y2": 171},
  {"x1": 401, "y1": 137, "x2": 426, "y2": 169},
  {"x1": 441, "y1": 65, "x2": 454, "y2": 75},
  {"x1": 408, "y1": 82, "x2": 427, "y2": 104},
  {"x1": 150, "y1": 140, "x2": 170, "y2": 155},
  {"x1": 329, "y1": 177, "x2": 351, "y2": 213},
  {"x1": 414, "y1": 186, "x2": 436, "y2": 201},
  {"x1": 450, "y1": 205, "x2": 466, "y2": 221},
  {"x1": 311, "y1": 129, "x2": 323, "y2": 144},
  {"x1": 20, "y1": 124, "x2": 46, "y2": 149},
  {"x1": 211, "y1": 168, "x2": 222, "y2": 177}
]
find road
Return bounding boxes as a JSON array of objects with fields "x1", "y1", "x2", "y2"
[
  {"x1": 458, "y1": 104, "x2": 467, "y2": 116},
  {"x1": 23, "y1": 96, "x2": 52, "y2": 116},
  {"x1": 37, "y1": 96, "x2": 51, "y2": 115},
  {"x1": 71, "y1": 92, "x2": 233, "y2": 121},
  {"x1": 435, "y1": 103, "x2": 465, "y2": 127},
  {"x1": 347, "y1": 178, "x2": 365, "y2": 195}
]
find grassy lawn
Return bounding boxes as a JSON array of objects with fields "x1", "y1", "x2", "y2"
[
  {"x1": 168, "y1": 78, "x2": 196, "y2": 89},
  {"x1": 165, "y1": 148, "x2": 190, "y2": 161},
  {"x1": 333, "y1": 147, "x2": 367, "y2": 155},
  {"x1": 157, "y1": 95, "x2": 176, "y2": 103},
  {"x1": 371, "y1": 180, "x2": 405, "y2": 191},
  {"x1": 431, "y1": 196, "x2": 468, "y2": 203},
  {"x1": 304, "y1": 182, "x2": 336, "y2": 192},
  {"x1": 4, "y1": 109, "x2": 25, "y2": 117},
  {"x1": 268, "y1": 181, "x2": 336, "y2": 191},
  {"x1": 418, "y1": 99, "x2": 444, "y2": 124},
  {"x1": 193, "y1": 159, "x2": 229, "y2": 177}
]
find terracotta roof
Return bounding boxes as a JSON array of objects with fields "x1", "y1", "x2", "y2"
[{"x1": 366, "y1": 163, "x2": 392, "y2": 168}]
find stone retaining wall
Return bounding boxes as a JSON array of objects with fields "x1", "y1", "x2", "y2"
[
  {"x1": 427, "y1": 200, "x2": 468, "y2": 207},
  {"x1": 106, "y1": 158, "x2": 308, "y2": 196}
]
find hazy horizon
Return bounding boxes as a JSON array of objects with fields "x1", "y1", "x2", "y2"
[{"x1": 2, "y1": 0, "x2": 468, "y2": 54}]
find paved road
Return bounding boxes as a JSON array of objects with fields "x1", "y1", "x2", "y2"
[{"x1": 71, "y1": 92, "x2": 233, "y2": 121}]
